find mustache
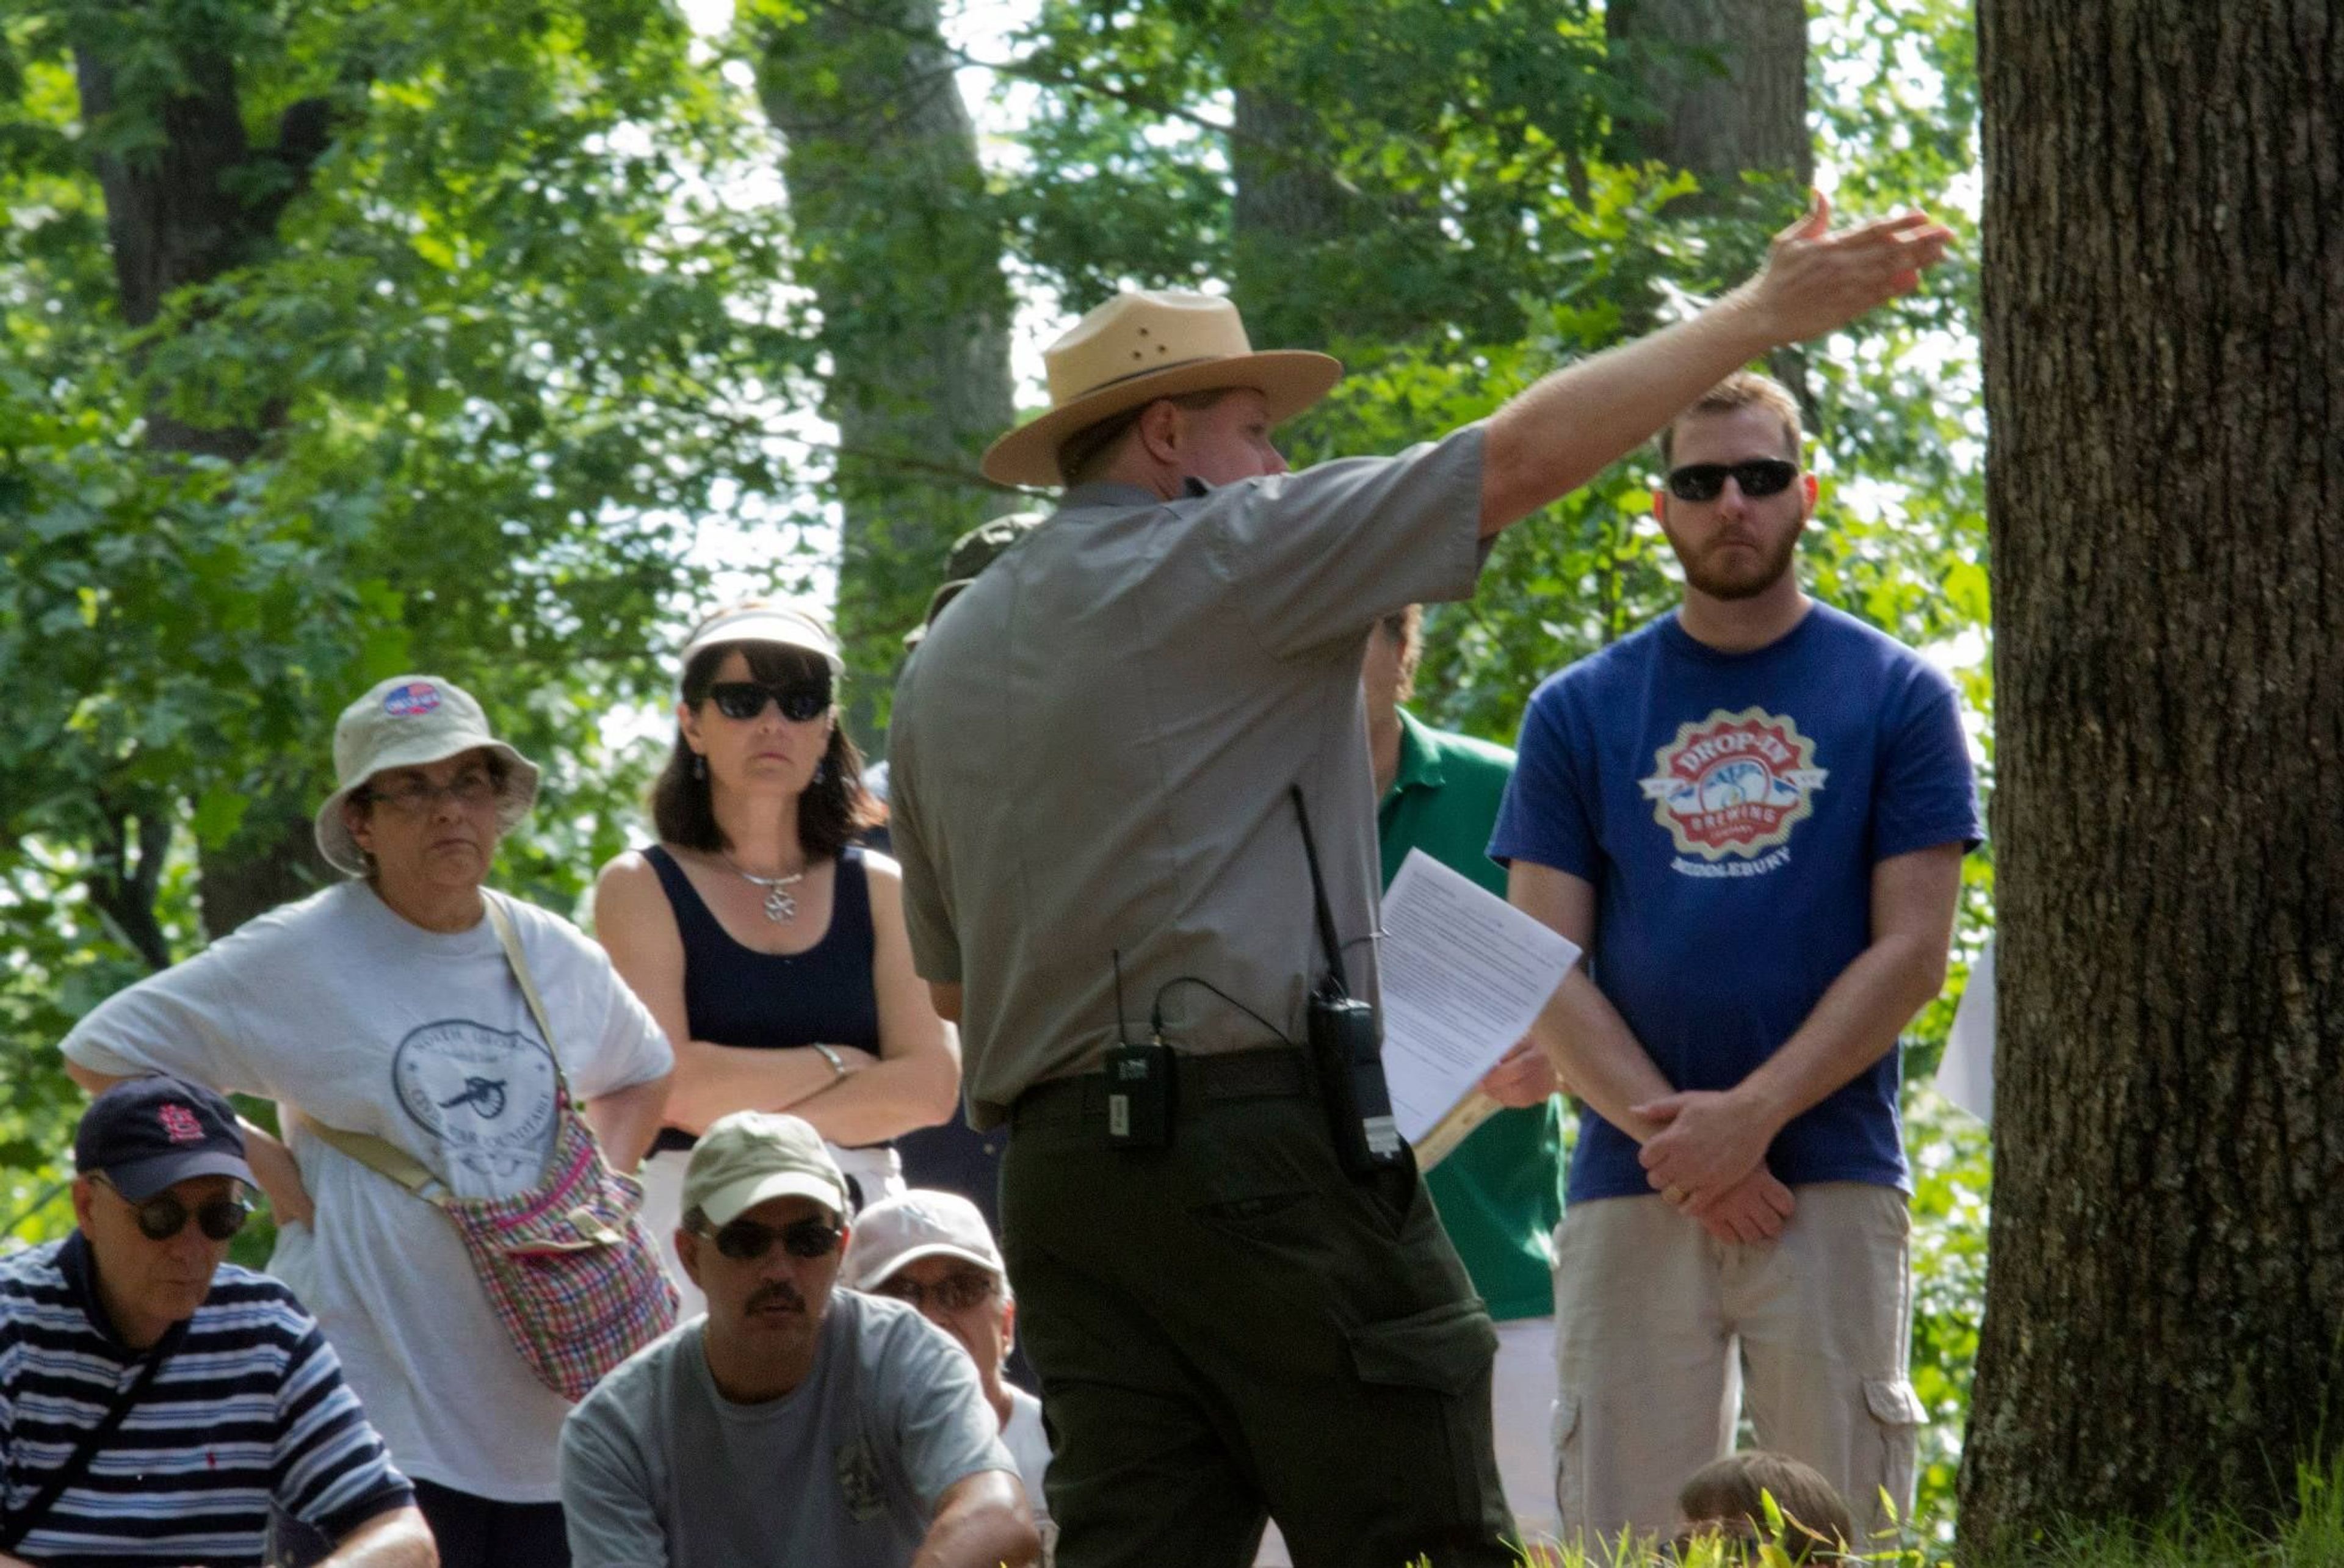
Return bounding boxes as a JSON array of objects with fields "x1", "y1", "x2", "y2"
[{"x1": 746, "y1": 1281, "x2": 806, "y2": 1314}]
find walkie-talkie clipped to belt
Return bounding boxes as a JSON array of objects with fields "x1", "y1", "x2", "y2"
[{"x1": 1292, "y1": 785, "x2": 1405, "y2": 1177}]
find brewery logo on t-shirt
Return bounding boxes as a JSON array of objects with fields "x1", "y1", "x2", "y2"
[
  {"x1": 391, "y1": 1019, "x2": 560, "y2": 1180},
  {"x1": 1641, "y1": 706, "x2": 1828, "y2": 867}
]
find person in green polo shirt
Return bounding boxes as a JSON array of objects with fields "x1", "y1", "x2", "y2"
[{"x1": 1370, "y1": 604, "x2": 1567, "y2": 1550}]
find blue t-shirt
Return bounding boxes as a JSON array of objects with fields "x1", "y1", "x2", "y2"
[{"x1": 1488, "y1": 602, "x2": 1981, "y2": 1203}]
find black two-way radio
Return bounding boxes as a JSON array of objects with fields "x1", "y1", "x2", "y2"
[
  {"x1": 1103, "y1": 948, "x2": 1174, "y2": 1150},
  {"x1": 1290, "y1": 786, "x2": 1405, "y2": 1177}
]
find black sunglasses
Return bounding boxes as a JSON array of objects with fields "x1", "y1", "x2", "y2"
[
  {"x1": 707, "y1": 680, "x2": 831, "y2": 723},
  {"x1": 705, "y1": 1216, "x2": 843, "y2": 1263},
  {"x1": 1663, "y1": 458, "x2": 1800, "y2": 503},
  {"x1": 96, "y1": 1175, "x2": 251, "y2": 1243}
]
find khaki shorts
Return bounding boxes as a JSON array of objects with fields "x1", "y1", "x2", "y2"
[{"x1": 1551, "y1": 1182, "x2": 1922, "y2": 1550}]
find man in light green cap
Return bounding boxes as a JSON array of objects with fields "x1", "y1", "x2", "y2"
[
  {"x1": 560, "y1": 1111, "x2": 1040, "y2": 1568},
  {"x1": 902, "y1": 511, "x2": 1049, "y2": 650}
]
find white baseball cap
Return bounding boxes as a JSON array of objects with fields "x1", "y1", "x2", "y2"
[
  {"x1": 840, "y1": 1189, "x2": 1005, "y2": 1292},
  {"x1": 313, "y1": 676, "x2": 540, "y2": 876}
]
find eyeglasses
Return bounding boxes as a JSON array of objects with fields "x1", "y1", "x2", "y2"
[
  {"x1": 1663, "y1": 458, "x2": 1800, "y2": 503},
  {"x1": 872, "y1": 1270, "x2": 1000, "y2": 1313},
  {"x1": 94, "y1": 1175, "x2": 251, "y2": 1243},
  {"x1": 707, "y1": 681, "x2": 831, "y2": 724},
  {"x1": 363, "y1": 770, "x2": 499, "y2": 814},
  {"x1": 703, "y1": 1216, "x2": 843, "y2": 1263}
]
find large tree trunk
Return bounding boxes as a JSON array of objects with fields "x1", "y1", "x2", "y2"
[
  {"x1": 1959, "y1": 3, "x2": 2344, "y2": 1550},
  {"x1": 756, "y1": 0, "x2": 1013, "y2": 729},
  {"x1": 1604, "y1": 0, "x2": 1812, "y2": 197}
]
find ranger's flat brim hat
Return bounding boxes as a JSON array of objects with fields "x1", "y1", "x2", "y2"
[
  {"x1": 313, "y1": 676, "x2": 540, "y2": 876},
  {"x1": 980, "y1": 291, "x2": 1342, "y2": 489}
]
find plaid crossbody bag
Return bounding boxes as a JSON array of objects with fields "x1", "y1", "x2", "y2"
[{"x1": 299, "y1": 892, "x2": 678, "y2": 1401}]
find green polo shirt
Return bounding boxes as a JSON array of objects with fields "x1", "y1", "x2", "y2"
[{"x1": 1381, "y1": 708, "x2": 1565, "y2": 1321}]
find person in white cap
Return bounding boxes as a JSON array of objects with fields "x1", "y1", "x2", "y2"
[
  {"x1": 842, "y1": 1190, "x2": 1052, "y2": 1546},
  {"x1": 884, "y1": 195, "x2": 1952, "y2": 1567},
  {"x1": 62, "y1": 673, "x2": 676, "y2": 1568},
  {"x1": 560, "y1": 1113, "x2": 1038, "y2": 1568},
  {"x1": 593, "y1": 599, "x2": 961, "y2": 1316}
]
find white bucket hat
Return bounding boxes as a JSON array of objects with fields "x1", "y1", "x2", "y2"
[
  {"x1": 980, "y1": 291, "x2": 1342, "y2": 488},
  {"x1": 313, "y1": 676, "x2": 541, "y2": 876}
]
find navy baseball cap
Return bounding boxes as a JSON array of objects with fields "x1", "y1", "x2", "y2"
[{"x1": 74, "y1": 1077, "x2": 256, "y2": 1202}]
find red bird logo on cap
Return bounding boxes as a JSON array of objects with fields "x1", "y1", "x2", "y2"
[{"x1": 157, "y1": 1104, "x2": 204, "y2": 1144}]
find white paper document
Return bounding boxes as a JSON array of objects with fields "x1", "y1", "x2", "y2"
[
  {"x1": 1378, "y1": 848, "x2": 1582, "y2": 1147},
  {"x1": 1935, "y1": 938, "x2": 1996, "y2": 1124}
]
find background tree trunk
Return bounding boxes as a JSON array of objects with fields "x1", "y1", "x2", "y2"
[
  {"x1": 1959, "y1": 2, "x2": 2344, "y2": 1549},
  {"x1": 1604, "y1": 0, "x2": 1812, "y2": 198},
  {"x1": 69, "y1": 9, "x2": 340, "y2": 948},
  {"x1": 758, "y1": 0, "x2": 1013, "y2": 732},
  {"x1": 1602, "y1": 0, "x2": 1814, "y2": 408},
  {"x1": 1229, "y1": 84, "x2": 1352, "y2": 349}
]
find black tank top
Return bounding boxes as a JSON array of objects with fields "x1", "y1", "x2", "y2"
[{"x1": 645, "y1": 845, "x2": 883, "y2": 1153}]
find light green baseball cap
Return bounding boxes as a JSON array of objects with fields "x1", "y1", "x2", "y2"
[
  {"x1": 684, "y1": 1111, "x2": 852, "y2": 1227},
  {"x1": 313, "y1": 676, "x2": 540, "y2": 876}
]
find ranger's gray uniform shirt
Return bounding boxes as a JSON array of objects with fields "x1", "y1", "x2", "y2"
[{"x1": 889, "y1": 425, "x2": 1487, "y2": 1127}]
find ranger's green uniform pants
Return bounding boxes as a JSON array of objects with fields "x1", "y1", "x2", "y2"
[{"x1": 1000, "y1": 1052, "x2": 1519, "y2": 1568}]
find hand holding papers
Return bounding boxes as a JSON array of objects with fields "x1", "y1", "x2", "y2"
[{"x1": 1377, "y1": 850, "x2": 1582, "y2": 1167}]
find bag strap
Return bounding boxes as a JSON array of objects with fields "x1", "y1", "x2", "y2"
[
  {"x1": 298, "y1": 891, "x2": 577, "y2": 1197},
  {"x1": 482, "y1": 892, "x2": 574, "y2": 1107},
  {"x1": 296, "y1": 1113, "x2": 446, "y2": 1201},
  {"x1": 1, "y1": 1318, "x2": 188, "y2": 1553}
]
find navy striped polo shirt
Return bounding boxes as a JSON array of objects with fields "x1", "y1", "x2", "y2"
[{"x1": 1, "y1": 1234, "x2": 412, "y2": 1566}]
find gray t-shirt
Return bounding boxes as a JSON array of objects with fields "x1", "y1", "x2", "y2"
[
  {"x1": 560, "y1": 1290, "x2": 1018, "y2": 1568},
  {"x1": 889, "y1": 427, "x2": 1488, "y2": 1125}
]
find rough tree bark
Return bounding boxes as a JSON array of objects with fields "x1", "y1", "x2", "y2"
[
  {"x1": 68, "y1": 5, "x2": 339, "y2": 947},
  {"x1": 1959, "y1": 2, "x2": 2344, "y2": 1549},
  {"x1": 757, "y1": 0, "x2": 1013, "y2": 724}
]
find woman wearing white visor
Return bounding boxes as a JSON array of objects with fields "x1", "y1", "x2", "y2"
[{"x1": 594, "y1": 599, "x2": 960, "y2": 1312}]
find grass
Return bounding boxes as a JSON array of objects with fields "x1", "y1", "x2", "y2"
[{"x1": 1445, "y1": 1456, "x2": 2344, "y2": 1567}]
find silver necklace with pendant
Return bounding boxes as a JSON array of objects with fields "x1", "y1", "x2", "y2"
[{"x1": 725, "y1": 858, "x2": 806, "y2": 922}]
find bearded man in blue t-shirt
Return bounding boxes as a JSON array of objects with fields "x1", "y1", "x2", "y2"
[{"x1": 1488, "y1": 371, "x2": 1982, "y2": 1550}]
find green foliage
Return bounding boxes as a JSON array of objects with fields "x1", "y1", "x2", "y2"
[{"x1": 1, "y1": 0, "x2": 807, "y2": 1191}]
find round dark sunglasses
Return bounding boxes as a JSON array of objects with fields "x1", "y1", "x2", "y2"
[
  {"x1": 95, "y1": 1174, "x2": 252, "y2": 1243},
  {"x1": 703, "y1": 1216, "x2": 842, "y2": 1263},
  {"x1": 707, "y1": 680, "x2": 831, "y2": 723},
  {"x1": 1663, "y1": 458, "x2": 1800, "y2": 503}
]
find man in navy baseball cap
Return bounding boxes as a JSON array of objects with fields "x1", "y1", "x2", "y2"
[
  {"x1": 0, "y1": 1077, "x2": 434, "y2": 1564},
  {"x1": 71, "y1": 1073, "x2": 257, "y2": 1201}
]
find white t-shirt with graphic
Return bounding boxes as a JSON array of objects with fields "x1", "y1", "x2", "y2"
[{"x1": 60, "y1": 881, "x2": 673, "y2": 1501}]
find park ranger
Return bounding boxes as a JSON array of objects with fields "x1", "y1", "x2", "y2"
[{"x1": 884, "y1": 195, "x2": 1950, "y2": 1567}]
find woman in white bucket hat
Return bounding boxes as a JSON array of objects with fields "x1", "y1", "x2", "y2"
[
  {"x1": 62, "y1": 673, "x2": 676, "y2": 1567},
  {"x1": 592, "y1": 599, "x2": 961, "y2": 1315}
]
